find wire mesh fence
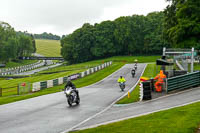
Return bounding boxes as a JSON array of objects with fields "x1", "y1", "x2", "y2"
[{"x1": 0, "y1": 82, "x2": 31, "y2": 97}]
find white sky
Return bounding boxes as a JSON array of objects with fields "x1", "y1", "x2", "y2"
[{"x1": 0, "y1": 0, "x2": 169, "y2": 36}]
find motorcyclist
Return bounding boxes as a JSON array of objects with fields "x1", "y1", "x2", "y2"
[
  {"x1": 134, "y1": 63, "x2": 137, "y2": 70},
  {"x1": 65, "y1": 78, "x2": 76, "y2": 89},
  {"x1": 131, "y1": 68, "x2": 136, "y2": 77},
  {"x1": 117, "y1": 76, "x2": 126, "y2": 88},
  {"x1": 65, "y1": 78, "x2": 79, "y2": 98}
]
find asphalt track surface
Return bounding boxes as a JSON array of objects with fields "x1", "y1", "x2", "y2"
[
  {"x1": 0, "y1": 63, "x2": 146, "y2": 133},
  {"x1": 15, "y1": 53, "x2": 62, "y2": 75}
]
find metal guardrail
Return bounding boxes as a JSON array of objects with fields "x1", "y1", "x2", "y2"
[{"x1": 167, "y1": 71, "x2": 200, "y2": 92}]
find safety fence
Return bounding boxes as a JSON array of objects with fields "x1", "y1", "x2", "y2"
[
  {"x1": 32, "y1": 61, "x2": 112, "y2": 92},
  {"x1": 166, "y1": 71, "x2": 200, "y2": 92},
  {"x1": 0, "y1": 83, "x2": 30, "y2": 97}
]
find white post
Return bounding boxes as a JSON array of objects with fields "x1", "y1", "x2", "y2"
[
  {"x1": 163, "y1": 47, "x2": 166, "y2": 56},
  {"x1": 191, "y1": 47, "x2": 194, "y2": 73}
]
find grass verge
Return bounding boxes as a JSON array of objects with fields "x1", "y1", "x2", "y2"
[
  {"x1": 71, "y1": 101, "x2": 200, "y2": 133},
  {"x1": 117, "y1": 63, "x2": 159, "y2": 104},
  {"x1": 0, "y1": 62, "x2": 124, "y2": 105},
  {"x1": 104, "y1": 56, "x2": 160, "y2": 63}
]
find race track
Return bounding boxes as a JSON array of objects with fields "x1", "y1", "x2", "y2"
[{"x1": 0, "y1": 63, "x2": 146, "y2": 133}]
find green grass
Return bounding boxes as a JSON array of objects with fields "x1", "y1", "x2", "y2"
[
  {"x1": 4, "y1": 60, "x2": 37, "y2": 68},
  {"x1": 0, "y1": 55, "x2": 159, "y2": 104},
  {"x1": 35, "y1": 39, "x2": 61, "y2": 57},
  {"x1": 0, "y1": 62, "x2": 124, "y2": 105},
  {"x1": 188, "y1": 63, "x2": 200, "y2": 72},
  {"x1": 0, "y1": 60, "x2": 113, "y2": 92},
  {"x1": 104, "y1": 56, "x2": 160, "y2": 63},
  {"x1": 117, "y1": 63, "x2": 160, "y2": 104},
  {"x1": 72, "y1": 101, "x2": 200, "y2": 133}
]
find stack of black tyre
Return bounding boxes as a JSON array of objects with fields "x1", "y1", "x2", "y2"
[{"x1": 142, "y1": 81, "x2": 152, "y2": 100}]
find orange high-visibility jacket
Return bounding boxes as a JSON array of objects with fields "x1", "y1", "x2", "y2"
[{"x1": 154, "y1": 70, "x2": 166, "y2": 83}]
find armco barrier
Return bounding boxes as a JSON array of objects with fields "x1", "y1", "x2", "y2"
[
  {"x1": 32, "y1": 61, "x2": 112, "y2": 92},
  {"x1": 167, "y1": 71, "x2": 200, "y2": 92}
]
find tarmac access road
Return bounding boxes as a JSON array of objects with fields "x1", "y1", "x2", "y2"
[
  {"x1": 0, "y1": 63, "x2": 146, "y2": 133},
  {"x1": 74, "y1": 84, "x2": 200, "y2": 131}
]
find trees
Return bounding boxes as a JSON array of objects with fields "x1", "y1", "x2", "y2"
[
  {"x1": 34, "y1": 32, "x2": 60, "y2": 40},
  {"x1": 164, "y1": 0, "x2": 200, "y2": 48},
  {"x1": 0, "y1": 22, "x2": 35, "y2": 64},
  {"x1": 61, "y1": 12, "x2": 165, "y2": 63}
]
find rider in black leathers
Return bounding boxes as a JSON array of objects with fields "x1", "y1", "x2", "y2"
[
  {"x1": 65, "y1": 79, "x2": 79, "y2": 98},
  {"x1": 65, "y1": 79, "x2": 76, "y2": 89}
]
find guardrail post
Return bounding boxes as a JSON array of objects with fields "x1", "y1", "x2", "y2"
[{"x1": 166, "y1": 78, "x2": 168, "y2": 93}]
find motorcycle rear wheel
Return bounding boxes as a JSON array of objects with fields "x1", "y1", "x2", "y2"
[{"x1": 76, "y1": 97, "x2": 80, "y2": 105}]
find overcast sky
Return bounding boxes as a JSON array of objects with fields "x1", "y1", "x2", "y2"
[{"x1": 0, "y1": 0, "x2": 169, "y2": 36}]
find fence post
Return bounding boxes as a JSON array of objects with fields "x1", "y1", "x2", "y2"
[
  {"x1": 0, "y1": 88, "x2": 2, "y2": 97},
  {"x1": 17, "y1": 84, "x2": 20, "y2": 95}
]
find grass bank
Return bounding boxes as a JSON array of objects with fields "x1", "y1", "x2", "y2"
[{"x1": 72, "y1": 101, "x2": 200, "y2": 133}]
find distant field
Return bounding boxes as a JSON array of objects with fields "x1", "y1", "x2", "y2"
[{"x1": 35, "y1": 39, "x2": 61, "y2": 57}]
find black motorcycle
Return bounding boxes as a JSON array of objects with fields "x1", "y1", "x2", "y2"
[
  {"x1": 119, "y1": 82, "x2": 125, "y2": 91},
  {"x1": 131, "y1": 69, "x2": 136, "y2": 78},
  {"x1": 134, "y1": 64, "x2": 137, "y2": 70},
  {"x1": 64, "y1": 87, "x2": 80, "y2": 106}
]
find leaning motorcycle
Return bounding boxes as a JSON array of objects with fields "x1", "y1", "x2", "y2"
[
  {"x1": 119, "y1": 82, "x2": 125, "y2": 91},
  {"x1": 64, "y1": 87, "x2": 80, "y2": 106}
]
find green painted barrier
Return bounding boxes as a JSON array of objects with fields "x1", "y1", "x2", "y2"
[
  {"x1": 167, "y1": 71, "x2": 200, "y2": 92},
  {"x1": 53, "y1": 79, "x2": 58, "y2": 86},
  {"x1": 40, "y1": 81, "x2": 47, "y2": 90},
  {"x1": 63, "y1": 77, "x2": 68, "y2": 83}
]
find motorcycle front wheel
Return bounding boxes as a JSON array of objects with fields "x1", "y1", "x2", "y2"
[{"x1": 67, "y1": 96, "x2": 73, "y2": 106}]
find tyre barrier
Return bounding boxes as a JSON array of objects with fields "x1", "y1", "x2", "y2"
[
  {"x1": 32, "y1": 61, "x2": 112, "y2": 92},
  {"x1": 140, "y1": 81, "x2": 152, "y2": 101}
]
